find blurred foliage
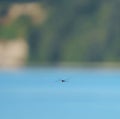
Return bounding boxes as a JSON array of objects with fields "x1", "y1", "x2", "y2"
[
  {"x1": 0, "y1": 0, "x2": 120, "y2": 65},
  {"x1": 0, "y1": 15, "x2": 32, "y2": 39},
  {"x1": 0, "y1": 3, "x2": 10, "y2": 17}
]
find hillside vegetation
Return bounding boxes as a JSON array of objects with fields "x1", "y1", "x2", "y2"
[{"x1": 0, "y1": 0, "x2": 120, "y2": 65}]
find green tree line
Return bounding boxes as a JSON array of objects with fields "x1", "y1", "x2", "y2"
[{"x1": 0, "y1": 0, "x2": 120, "y2": 65}]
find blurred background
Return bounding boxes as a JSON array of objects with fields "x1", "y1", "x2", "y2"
[
  {"x1": 1, "y1": 1, "x2": 120, "y2": 119},
  {"x1": 0, "y1": 0, "x2": 120, "y2": 68}
]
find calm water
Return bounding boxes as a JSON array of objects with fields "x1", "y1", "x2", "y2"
[{"x1": 0, "y1": 68, "x2": 120, "y2": 119}]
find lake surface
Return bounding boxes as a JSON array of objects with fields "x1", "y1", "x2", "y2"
[{"x1": 0, "y1": 68, "x2": 120, "y2": 119}]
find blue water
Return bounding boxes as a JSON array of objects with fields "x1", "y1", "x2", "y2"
[{"x1": 0, "y1": 68, "x2": 120, "y2": 119}]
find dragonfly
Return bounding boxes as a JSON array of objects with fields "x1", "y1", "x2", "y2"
[{"x1": 57, "y1": 79, "x2": 69, "y2": 83}]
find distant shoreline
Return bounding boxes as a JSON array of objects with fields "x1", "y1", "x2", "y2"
[{"x1": 26, "y1": 62, "x2": 120, "y2": 68}]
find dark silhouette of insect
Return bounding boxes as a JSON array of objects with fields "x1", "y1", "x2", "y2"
[
  {"x1": 56, "y1": 79, "x2": 69, "y2": 83},
  {"x1": 58, "y1": 79, "x2": 68, "y2": 83},
  {"x1": 61, "y1": 79, "x2": 66, "y2": 82}
]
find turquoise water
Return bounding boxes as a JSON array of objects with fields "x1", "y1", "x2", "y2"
[{"x1": 0, "y1": 68, "x2": 120, "y2": 119}]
